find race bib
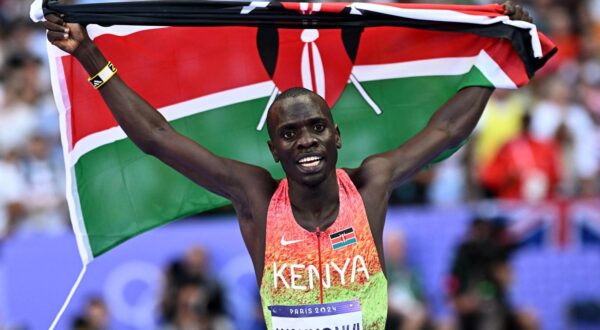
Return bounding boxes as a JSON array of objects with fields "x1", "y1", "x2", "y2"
[{"x1": 269, "y1": 300, "x2": 363, "y2": 330}]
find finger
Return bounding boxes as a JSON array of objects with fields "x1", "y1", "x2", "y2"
[
  {"x1": 503, "y1": 1, "x2": 516, "y2": 16},
  {"x1": 47, "y1": 30, "x2": 69, "y2": 43},
  {"x1": 45, "y1": 13, "x2": 65, "y2": 26},
  {"x1": 43, "y1": 20, "x2": 69, "y2": 33},
  {"x1": 507, "y1": 4, "x2": 526, "y2": 21},
  {"x1": 514, "y1": 4, "x2": 522, "y2": 14}
]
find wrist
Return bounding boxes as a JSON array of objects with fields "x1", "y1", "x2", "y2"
[
  {"x1": 73, "y1": 41, "x2": 108, "y2": 75},
  {"x1": 72, "y1": 39, "x2": 95, "y2": 60}
]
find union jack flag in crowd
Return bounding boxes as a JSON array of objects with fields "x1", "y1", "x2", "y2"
[{"x1": 494, "y1": 199, "x2": 600, "y2": 250}]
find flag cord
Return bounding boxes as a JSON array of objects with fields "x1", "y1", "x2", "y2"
[{"x1": 49, "y1": 264, "x2": 88, "y2": 330}]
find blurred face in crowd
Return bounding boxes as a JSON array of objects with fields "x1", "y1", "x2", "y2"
[
  {"x1": 547, "y1": 6, "x2": 573, "y2": 37},
  {"x1": 184, "y1": 246, "x2": 208, "y2": 276},
  {"x1": 27, "y1": 136, "x2": 49, "y2": 160},
  {"x1": 385, "y1": 231, "x2": 407, "y2": 265},
  {"x1": 469, "y1": 220, "x2": 493, "y2": 242},
  {"x1": 546, "y1": 78, "x2": 572, "y2": 106},
  {"x1": 86, "y1": 298, "x2": 109, "y2": 329}
]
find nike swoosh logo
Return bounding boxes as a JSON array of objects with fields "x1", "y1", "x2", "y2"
[{"x1": 281, "y1": 236, "x2": 304, "y2": 246}]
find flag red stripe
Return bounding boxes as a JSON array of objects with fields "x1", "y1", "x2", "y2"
[
  {"x1": 65, "y1": 25, "x2": 534, "y2": 149},
  {"x1": 355, "y1": 28, "x2": 488, "y2": 65},
  {"x1": 64, "y1": 26, "x2": 270, "y2": 149},
  {"x1": 484, "y1": 38, "x2": 528, "y2": 86},
  {"x1": 540, "y1": 34, "x2": 555, "y2": 55},
  {"x1": 557, "y1": 200, "x2": 570, "y2": 249},
  {"x1": 355, "y1": 27, "x2": 527, "y2": 86},
  {"x1": 282, "y1": 2, "x2": 346, "y2": 13},
  {"x1": 331, "y1": 236, "x2": 343, "y2": 244}
]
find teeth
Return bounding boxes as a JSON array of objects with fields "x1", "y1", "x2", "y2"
[
  {"x1": 298, "y1": 156, "x2": 321, "y2": 164},
  {"x1": 301, "y1": 160, "x2": 320, "y2": 168},
  {"x1": 298, "y1": 156, "x2": 322, "y2": 168}
]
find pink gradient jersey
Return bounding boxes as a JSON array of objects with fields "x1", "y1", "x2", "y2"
[{"x1": 260, "y1": 169, "x2": 388, "y2": 330}]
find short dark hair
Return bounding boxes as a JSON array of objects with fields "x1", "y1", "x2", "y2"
[
  {"x1": 266, "y1": 88, "x2": 330, "y2": 137},
  {"x1": 274, "y1": 87, "x2": 322, "y2": 103}
]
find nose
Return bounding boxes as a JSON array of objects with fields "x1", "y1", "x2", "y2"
[{"x1": 297, "y1": 129, "x2": 318, "y2": 149}]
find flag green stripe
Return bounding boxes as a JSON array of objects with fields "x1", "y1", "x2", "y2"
[
  {"x1": 333, "y1": 238, "x2": 358, "y2": 249},
  {"x1": 75, "y1": 67, "x2": 491, "y2": 257}
]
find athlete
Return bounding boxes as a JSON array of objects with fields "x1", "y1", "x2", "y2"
[{"x1": 44, "y1": 2, "x2": 532, "y2": 329}]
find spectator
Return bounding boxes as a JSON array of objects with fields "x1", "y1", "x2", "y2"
[
  {"x1": 16, "y1": 134, "x2": 67, "y2": 235},
  {"x1": 428, "y1": 149, "x2": 468, "y2": 205},
  {"x1": 0, "y1": 151, "x2": 25, "y2": 238},
  {"x1": 530, "y1": 77, "x2": 598, "y2": 196},
  {"x1": 385, "y1": 230, "x2": 432, "y2": 330},
  {"x1": 71, "y1": 296, "x2": 110, "y2": 330},
  {"x1": 447, "y1": 217, "x2": 537, "y2": 330},
  {"x1": 542, "y1": 6, "x2": 581, "y2": 72},
  {"x1": 473, "y1": 89, "x2": 528, "y2": 171},
  {"x1": 160, "y1": 246, "x2": 232, "y2": 330},
  {"x1": 481, "y1": 113, "x2": 562, "y2": 201},
  {"x1": 0, "y1": 52, "x2": 40, "y2": 156}
]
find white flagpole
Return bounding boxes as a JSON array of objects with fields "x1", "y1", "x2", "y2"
[{"x1": 48, "y1": 264, "x2": 88, "y2": 330}]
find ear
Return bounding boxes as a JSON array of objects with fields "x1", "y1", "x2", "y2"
[
  {"x1": 335, "y1": 125, "x2": 342, "y2": 149},
  {"x1": 267, "y1": 140, "x2": 280, "y2": 163}
]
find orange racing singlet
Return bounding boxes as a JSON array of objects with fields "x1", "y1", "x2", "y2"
[{"x1": 260, "y1": 169, "x2": 388, "y2": 330}]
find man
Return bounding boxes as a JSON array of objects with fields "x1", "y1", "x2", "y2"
[
  {"x1": 481, "y1": 113, "x2": 562, "y2": 201},
  {"x1": 43, "y1": 2, "x2": 531, "y2": 329}
]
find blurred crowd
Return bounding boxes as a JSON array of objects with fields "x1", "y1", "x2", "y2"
[
  {"x1": 71, "y1": 246, "x2": 239, "y2": 330},
  {"x1": 385, "y1": 219, "x2": 539, "y2": 330},
  {"x1": 394, "y1": 0, "x2": 600, "y2": 205},
  {"x1": 1, "y1": 0, "x2": 600, "y2": 329},
  {"x1": 0, "y1": 0, "x2": 68, "y2": 238}
]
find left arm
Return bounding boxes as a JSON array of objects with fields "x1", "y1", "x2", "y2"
[
  {"x1": 350, "y1": 86, "x2": 493, "y2": 267},
  {"x1": 353, "y1": 0, "x2": 532, "y2": 192},
  {"x1": 348, "y1": 0, "x2": 531, "y2": 262},
  {"x1": 355, "y1": 86, "x2": 493, "y2": 191}
]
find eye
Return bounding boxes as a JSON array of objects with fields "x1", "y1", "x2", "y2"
[
  {"x1": 282, "y1": 130, "x2": 295, "y2": 140},
  {"x1": 314, "y1": 123, "x2": 325, "y2": 132}
]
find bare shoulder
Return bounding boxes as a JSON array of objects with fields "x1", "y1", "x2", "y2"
[
  {"x1": 346, "y1": 154, "x2": 395, "y2": 192},
  {"x1": 230, "y1": 161, "x2": 279, "y2": 203},
  {"x1": 228, "y1": 161, "x2": 279, "y2": 217}
]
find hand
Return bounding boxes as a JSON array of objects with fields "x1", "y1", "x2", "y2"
[
  {"x1": 502, "y1": 1, "x2": 533, "y2": 23},
  {"x1": 43, "y1": 13, "x2": 91, "y2": 55}
]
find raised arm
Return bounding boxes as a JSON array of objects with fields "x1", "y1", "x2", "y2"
[
  {"x1": 44, "y1": 14, "x2": 275, "y2": 205},
  {"x1": 353, "y1": 1, "x2": 532, "y2": 192},
  {"x1": 356, "y1": 86, "x2": 493, "y2": 189}
]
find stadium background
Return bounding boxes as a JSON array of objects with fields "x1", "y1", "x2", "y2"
[{"x1": 1, "y1": 0, "x2": 599, "y2": 329}]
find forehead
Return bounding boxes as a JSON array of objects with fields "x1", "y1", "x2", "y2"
[{"x1": 269, "y1": 94, "x2": 332, "y2": 127}]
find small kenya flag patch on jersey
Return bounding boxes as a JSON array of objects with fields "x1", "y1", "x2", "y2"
[{"x1": 330, "y1": 227, "x2": 357, "y2": 250}]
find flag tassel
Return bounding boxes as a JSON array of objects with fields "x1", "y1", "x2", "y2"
[
  {"x1": 49, "y1": 264, "x2": 88, "y2": 330},
  {"x1": 350, "y1": 73, "x2": 382, "y2": 115}
]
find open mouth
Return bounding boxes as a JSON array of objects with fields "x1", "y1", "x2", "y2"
[{"x1": 297, "y1": 155, "x2": 324, "y2": 169}]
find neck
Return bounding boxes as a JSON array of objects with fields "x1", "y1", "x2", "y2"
[{"x1": 288, "y1": 170, "x2": 340, "y2": 231}]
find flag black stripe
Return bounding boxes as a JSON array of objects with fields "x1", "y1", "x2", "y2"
[
  {"x1": 330, "y1": 227, "x2": 354, "y2": 239},
  {"x1": 45, "y1": 1, "x2": 556, "y2": 79}
]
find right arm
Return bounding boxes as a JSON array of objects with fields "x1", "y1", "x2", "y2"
[{"x1": 44, "y1": 14, "x2": 276, "y2": 205}]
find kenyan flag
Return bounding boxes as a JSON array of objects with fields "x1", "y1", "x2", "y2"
[{"x1": 39, "y1": 1, "x2": 556, "y2": 263}]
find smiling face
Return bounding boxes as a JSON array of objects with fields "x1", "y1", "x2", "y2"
[{"x1": 267, "y1": 91, "x2": 341, "y2": 187}]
